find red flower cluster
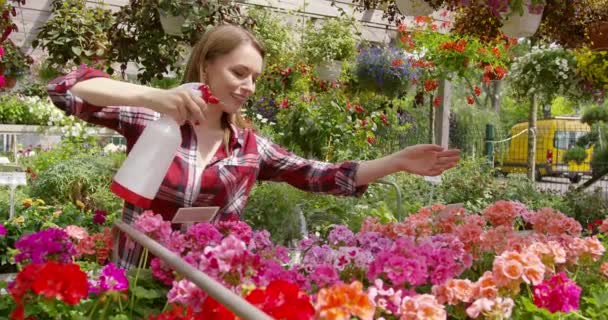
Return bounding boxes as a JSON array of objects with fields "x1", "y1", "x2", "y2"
[
  {"x1": 147, "y1": 305, "x2": 197, "y2": 320},
  {"x1": 466, "y1": 96, "x2": 475, "y2": 105},
  {"x1": 196, "y1": 280, "x2": 314, "y2": 320},
  {"x1": 439, "y1": 39, "x2": 468, "y2": 53},
  {"x1": 433, "y1": 96, "x2": 442, "y2": 107},
  {"x1": 474, "y1": 85, "x2": 482, "y2": 96},
  {"x1": 482, "y1": 65, "x2": 507, "y2": 83},
  {"x1": 424, "y1": 79, "x2": 439, "y2": 92},
  {"x1": 9, "y1": 262, "x2": 88, "y2": 320},
  {"x1": 391, "y1": 59, "x2": 404, "y2": 67},
  {"x1": 75, "y1": 227, "x2": 113, "y2": 264}
]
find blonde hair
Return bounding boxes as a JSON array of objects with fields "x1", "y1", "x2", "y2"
[{"x1": 182, "y1": 24, "x2": 265, "y2": 153}]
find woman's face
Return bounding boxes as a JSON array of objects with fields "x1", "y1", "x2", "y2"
[{"x1": 203, "y1": 43, "x2": 263, "y2": 114}]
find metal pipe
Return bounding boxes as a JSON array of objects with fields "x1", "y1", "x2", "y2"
[
  {"x1": 113, "y1": 220, "x2": 273, "y2": 320},
  {"x1": 376, "y1": 178, "x2": 403, "y2": 220}
]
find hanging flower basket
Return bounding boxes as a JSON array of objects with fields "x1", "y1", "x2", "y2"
[
  {"x1": 394, "y1": 0, "x2": 434, "y2": 16},
  {"x1": 588, "y1": 22, "x2": 608, "y2": 51},
  {"x1": 158, "y1": 9, "x2": 186, "y2": 36},
  {"x1": 316, "y1": 60, "x2": 342, "y2": 82},
  {"x1": 500, "y1": 3, "x2": 544, "y2": 38}
]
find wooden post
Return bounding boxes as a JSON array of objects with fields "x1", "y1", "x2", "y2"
[
  {"x1": 434, "y1": 78, "x2": 451, "y2": 148},
  {"x1": 429, "y1": 94, "x2": 435, "y2": 144},
  {"x1": 491, "y1": 80, "x2": 502, "y2": 113},
  {"x1": 527, "y1": 96, "x2": 538, "y2": 181}
]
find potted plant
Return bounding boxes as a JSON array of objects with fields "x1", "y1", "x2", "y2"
[
  {"x1": 535, "y1": 0, "x2": 608, "y2": 50},
  {"x1": 31, "y1": 0, "x2": 114, "y2": 73},
  {"x1": 156, "y1": 0, "x2": 252, "y2": 39},
  {"x1": 452, "y1": 4, "x2": 503, "y2": 40},
  {"x1": 156, "y1": 0, "x2": 191, "y2": 36},
  {"x1": 494, "y1": 0, "x2": 546, "y2": 38},
  {"x1": 401, "y1": 20, "x2": 513, "y2": 99},
  {"x1": 302, "y1": 17, "x2": 358, "y2": 82},
  {"x1": 1, "y1": 0, "x2": 24, "y2": 43},
  {"x1": 0, "y1": 40, "x2": 31, "y2": 89},
  {"x1": 508, "y1": 45, "x2": 588, "y2": 105},
  {"x1": 107, "y1": 0, "x2": 252, "y2": 83},
  {"x1": 582, "y1": 0, "x2": 608, "y2": 51},
  {"x1": 355, "y1": 45, "x2": 419, "y2": 97}
]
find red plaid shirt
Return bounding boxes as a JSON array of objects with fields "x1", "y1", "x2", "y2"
[{"x1": 47, "y1": 68, "x2": 368, "y2": 224}]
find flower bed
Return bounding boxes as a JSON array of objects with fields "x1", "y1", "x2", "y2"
[{"x1": 1, "y1": 200, "x2": 607, "y2": 319}]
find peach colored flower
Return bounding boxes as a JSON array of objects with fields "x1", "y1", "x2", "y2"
[
  {"x1": 399, "y1": 294, "x2": 446, "y2": 320},
  {"x1": 502, "y1": 260, "x2": 524, "y2": 281},
  {"x1": 432, "y1": 279, "x2": 475, "y2": 305},
  {"x1": 475, "y1": 271, "x2": 498, "y2": 300},
  {"x1": 600, "y1": 262, "x2": 608, "y2": 278},
  {"x1": 466, "y1": 297, "x2": 514, "y2": 319},
  {"x1": 527, "y1": 241, "x2": 566, "y2": 269},
  {"x1": 316, "y1": 281, "x2": 375, "y2": 320},
  {"x1": 599, "y1": 218, "x2": 608, "y2": 234},
  {"x1": 569, "y1": 236, "x2": 606, "y2": 264},
  {"x1": 493, "y1": 250, "x2": 546, "y2": 289}
]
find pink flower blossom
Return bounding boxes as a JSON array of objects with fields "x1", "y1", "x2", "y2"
[
  {"x1": 167, "y1": 279, "x2": 207, "y2": 311},
  {"x1": 309, "y1": 264, "x2": 340, "y2": 289},
  {"x1": 367, "y1": 279, "x2": 407, "y2": 315},
  {"x1": 533, "y1": 272, "x2": 582, "y2": 313},
  {"x1": 466, "y1": 297, "x2": 514, "y2": 319},
  {"x1": 133, "y1": 211, "x2": 172, "y2": 243},
  {"x1": 65, "y1": 225, "x2": 89, "y2": 241}
]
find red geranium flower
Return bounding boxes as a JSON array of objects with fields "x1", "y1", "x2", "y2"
[
  {"x1": 31, "y1": 262, "x2": 88, "y2": 305},
  {"x1": 245, "y1": 280, "x2": 314, "y2": 320},
  {"x1": 466, "y1": 96, "x2": 475, "y2": 105}
]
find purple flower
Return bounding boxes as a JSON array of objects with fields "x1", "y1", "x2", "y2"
[
  {"x1": 90, "y1": 263, "x2": 129, "y2": 294},
  {"x1": 328, "y1": 225, "x2": 356, "y2": 246},
  {"x1": 14, "y1": 228, "x2": 76, "y2": 264},
  {"x1": 93, "y1": 209, "x2": 107, "y2": 225},
  {"x1": 0, "y1": 224, "x2": 7, "y2": 237},
  {"x1": 309, "y1": 264, "x2": 340, "y2": 288}
]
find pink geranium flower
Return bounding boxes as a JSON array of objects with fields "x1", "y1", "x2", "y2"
[{"x1": 533, "y1": 272, "x2": 582, "y2": 313}]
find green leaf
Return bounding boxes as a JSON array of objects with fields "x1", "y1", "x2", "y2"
[
  {"x1": 96, "y1": 48, "x2": 105, "y2": 56},
  {"x1": 71, "y1": 46, "x2": 82, "y2": 56},
  {"x1": 133, "y1": 286, "x2": 163, "y2": 300}
]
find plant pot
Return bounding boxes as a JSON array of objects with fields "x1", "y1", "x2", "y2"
[
  {"x1": 588, "y1": 22, "x2": 608, "y2": 51},
  {"x1": 394, "y1": 0, "x2": 434, "y2": 16},
  {"x1": 158, "y1": 9, "x2": 186, "y2": 36},
  {"x1": 3, "y1": 76, "x2": 17, "y2": 89},
  {"x1": 500, "y1": 4, "x2": 544, "y2": 38},
  {"x1": 316, "y1": 60, "x2": 342, "y2": 82}
]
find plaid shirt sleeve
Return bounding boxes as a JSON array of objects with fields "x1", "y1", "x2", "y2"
[
  {"x1": 46, "y1": 67, "x2": 158, "y2": 137},
  {"x1": 255, "y1": 134, "x2": 368, "y2": 197}
]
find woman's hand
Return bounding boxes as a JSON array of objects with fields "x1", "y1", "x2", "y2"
[
  {"x1": 355, "y1": 144, "x2": 460, "y2": 186},
  {"x1": 390, "y1": 144, "x2": 461, "y2": 176},
  {"x1": 140, "y1": 84, "x2": 208, "y2": 125}
]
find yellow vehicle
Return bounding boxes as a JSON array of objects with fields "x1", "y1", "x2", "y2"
[{"x1": 496, "y1": 117, "x2": 593, "y2": 183}]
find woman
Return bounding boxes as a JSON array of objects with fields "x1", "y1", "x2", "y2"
[{"x1": 47, "y1": 24, "x2": 460, "y2": 268}]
